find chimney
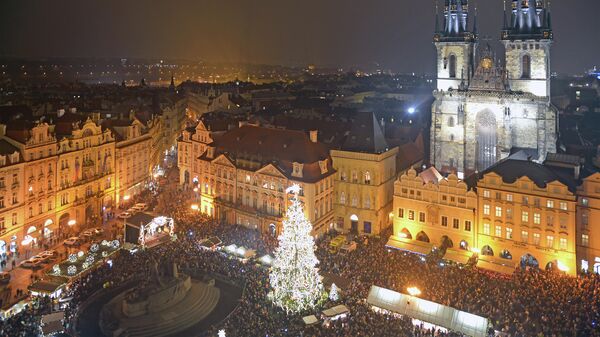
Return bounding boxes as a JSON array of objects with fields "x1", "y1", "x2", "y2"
[
  {"x1": 309, "y1": 130, "x2": 318, "y2": 143},
  {"x1": 574, "y1": 165, "x2": 581, "y2": 180}
]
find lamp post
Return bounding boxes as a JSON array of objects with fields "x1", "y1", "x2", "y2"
[{"x1": 406, "y1": 286, "x2": 421, "y2": 307}]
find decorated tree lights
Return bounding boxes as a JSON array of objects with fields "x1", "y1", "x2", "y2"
[
  {"x1": 329, "y1": 283, "x2": 339, "y2": 302},
  {"x1": 269, "y1": 184, "x2": 323, "y2": 314}
]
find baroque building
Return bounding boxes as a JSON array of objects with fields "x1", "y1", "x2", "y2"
[
  {"x1": 431, "y1": 0, "x2": 557, "y2": 176},
  {"x1": 181, "y1": 124, "x2": 335, "y2": 236}
]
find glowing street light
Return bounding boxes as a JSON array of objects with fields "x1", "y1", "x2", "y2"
[
  {"x1": 191, "y1": 204, "x2": 199, "y2": 211},
  {"x1": 557, "y1": 261, "x2": 569, "y2": 273},
  {"x1": 123, "y1": 195, "x2": 130, "y2": 201},
  {"x1": 67, "y1": 220, "x2": 76, "y2": 226},
  {"x1": 407, "y1": 107, "x2": 416, "y2": 114},
  {"x1": 407, "y1": 286, "x2": 421, "y2": 297}
]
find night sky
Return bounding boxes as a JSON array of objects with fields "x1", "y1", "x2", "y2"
[{"x1": 1, "y1": 0, "x2": 598, "y2": 74}]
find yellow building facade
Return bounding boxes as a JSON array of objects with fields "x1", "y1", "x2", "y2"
[
  {"x1": 0, "y1": 138, "x2": 26, "y2": 256},
  {"x1": 476, "y1": 170, "x2": 577, "y2": 275},
  {"x1": 576, "y1": 172, "x2": 600, "y2": 274},
  {"x1": 332, "y1": 147, "x2": 398, "y2": 235},
  {"x1": 391, "y1": 167, "x2": 477, "y2": 263}
]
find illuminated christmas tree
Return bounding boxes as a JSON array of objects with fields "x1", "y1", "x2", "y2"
[{"x1": 269, "y1": 184, "x2": 323, "y2": 314}]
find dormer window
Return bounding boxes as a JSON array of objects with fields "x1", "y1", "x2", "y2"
[
  {"x1": 0, "y1": 157, "x2": 5, "y2": 166},
  {"x1": 207, "y1": 147, "x2": 215, "y2": 159},
  {"x1": 318, "y1": 159, "x2": 328, "y2": 174},
  {"x1": 292, "y1": 162, "x2": 303, "y2": 178}
]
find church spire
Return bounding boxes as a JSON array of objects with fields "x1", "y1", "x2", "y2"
[
  {"x1": 472, "y1": 4, "x2": 478, "y2": 35},
  {"x1": 502, "y1": 0, "x2": 509, "y2": 30},
  {"x1": 434, "y1": 0, "x2": 440, "y2": 33}
]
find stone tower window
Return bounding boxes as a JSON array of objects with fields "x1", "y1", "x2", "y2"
[
  {"x1": 449, "y1": 54, "x2": 457, "y2": 78},
  {"x1": 448, "y1": 117, "x2": 455, "y2": 127},
  {"x1": 521, "y1": 54, "x2": 531, "y2": 79}
]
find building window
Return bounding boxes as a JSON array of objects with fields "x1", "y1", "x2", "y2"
[
  {"x1": 522, "y1": 196, "x2": 529, "y2": 206},
  {"x1": 582, "y1": 234, "x2": 589, "y2": 247},
  {"x1": 546, "y1": 235, "x2": 554, "y2": 248},
  {"x1": 582, "y1": 213, "x2": 589, "y2": 227},
  {"x1": 408, "y1": 210, "x2": 415, "y2": 221},
  {"x1": 521, "y1": 54, "x2": 531, "y2": 79},
  {"x1": 495, "y1": 225, "x2": 502, "y2": 237},
  {"x1": 419, "y1": 212, "x2": 425, "y2": 223},
  {"x1": 363, "y1": 222, "x2": 372, "y2": 234},
  {"x1": 559, "y1": 238, "x2": 567, "y2": 250},
  {"x1": 11, "y1": 213, "x2": 16, "y2": 225},
  {"x1": 441, "y1": 216, "x2": 448, "y2": 227},
  {"x1": 533, "y1": 233, "x2": 541, "y2": 246},
  {"x1": 582, "y1": 260, "x2": 589, "y2": 272},
  {"x1": 547, "y1": 215, "x2": 554, "y2": 227},
  {"x1": 452, "y1": 218, "x2": 459, "y2": 229},
  {"x1": 364, "y1": 171, "x2": 371, "y2": 185},
  {"x1": 340, "y1": 172, "x2": 347, "y2": 181},
  {"x1": 533, "y1": 213, "x2": 541, "y2": 225},
  {"x1": 506, "y1": 194, "x2": 513, "y2": 202},
  {"x1": 506, "y1": 208, "x2": 513, "y2": 220},
  {"x1": 534, "y1": 198, "x2": 541, "y2": 207},
  {"x1": 351, "y1": 195, "x2": 358, "y2": 207},
  {"x1": 483, "y1": 223, "x2": 490, "y2": 235},
  {"x1": 506, "y1": 227, "x2": 513, "y2": 240},
  {"x1": 559, "y1": 202, "x2": 567, "y2": 211},
  {"x1": 495, "y1": 192, "x2": 501, "y2": 200},
  {"x1": 364, "y1": 196, "x2": 371, "y2": 209},
  {"x1": 483, "y1": 190, "x2": 490, "y2": 198},
  {"x1": 0, "y1": 197, "x2": 4, "y2": 209},
  {"x1": 495, "y1": 206, "x2": 502, "y2": 217},
  {"x1": 398, "y1": 208, "x2": 404, "y2": 218},
  {"x1": 483, "y1": 204, "x2": 490, "y2": 215},
  {"x1": 464, "y1": 220, "x2": 471, "y2": 231},
  {"x1": 351, "y1": 171, "x2": 358, "y2": 183},
  {"x1": 522, "y1": 211, "x2": 529, "y2": 223},
  {"x1": 448, "y1": 54, "x2": 457, "y2": 78},
  {"x1": 547, "y1": 200, "x2": 554, "y2": 209},
  {"x1": 581, "y1": 198, "x2": 589, "y2": 206},
  {"x1": 521, "y1": 230, "x2": 529, "y2": 243}
]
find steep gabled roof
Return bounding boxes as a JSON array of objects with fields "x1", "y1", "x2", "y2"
[{"x1": 341, "y1": 112, "x2": 389, "y2": 154}]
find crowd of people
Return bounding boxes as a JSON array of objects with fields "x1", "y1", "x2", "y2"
[{"x1": 2, "y1": 167, "x2": 599, "y2": 337}]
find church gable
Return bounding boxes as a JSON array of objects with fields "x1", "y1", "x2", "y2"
[{"x1": 256, "y1": 164, "x2": 287, "y2": 179}]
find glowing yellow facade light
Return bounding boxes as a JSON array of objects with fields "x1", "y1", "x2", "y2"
[
  {"x1": 397, "y1": 232, "x2": 408, "y2": 238},
  {"x1": 557, "y1": 261, "x2": 569, "y2": 272},
  {"x1": 407, "y1": 286, "x2": 421, "y2": 297},
  {"x1": 191, "y1": 204, "x2": 199, "y2": 211},
  {"x1": 123, "y1": 195, "x2": 130, "y2": 201},
  {"x1": 471, "y1": 247, "x2": 480, "y2": 254},
  {"x1": 67, "y1": 220, "x2": 76, "y2": 226}
]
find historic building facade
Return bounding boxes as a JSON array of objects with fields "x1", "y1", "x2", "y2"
[
  {"x1": 431, "y1": 0, "x2": 557, "y2": 176},
  {"x1": 331, "y1": 113, "x2": 399, "y2": 236},
  {"x1": 577, "y1": 173, "x2": 600, "y2": 274},
  {"x1": 391, "y1": 167, "x2": 478, "y2": 264},
  {"x1": 182, "y1": 125, "x2": 335, "y2": 236},
  {"x1": 391, "y1": 157, "x2": 578, "y2": 276},
  {"x1": 0, "y1": 138, "x2": 25, "y2": 257}
]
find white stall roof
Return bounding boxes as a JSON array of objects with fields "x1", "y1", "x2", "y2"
[
  {"x1": 302, "y1": 315, "x2": 319, "y2": 325},
  {"x1": 367, "y1": 285, "x2": 489, "y2": 337},
  {"x1": 322, "y1": 304, "x2": 350, "y2": 318}
]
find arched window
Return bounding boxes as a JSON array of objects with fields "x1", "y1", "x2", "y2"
[
  {"x1": 364, "y1": 196, "x2": 371, "y2": 209},
  {"x1": 351, "y1": 195, "x2": 358, "y2": 207},
  {"x1": 340, "y1": 192, "x2": 346, "y2": 204},
  {"x1": 448, "y1": 116, "x2": 455, "y2": 127},
  {"x1": 521, "y1": 54, "x2": 531, "y2": 79},
  {"x1": 481, "y1": 245, "x2": 494, "y2": 256},
  {"x1": 449, "y1": 54, "x2": 457, "y2": 78}
]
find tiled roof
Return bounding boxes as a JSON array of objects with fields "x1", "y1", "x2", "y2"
[{"x1": 341, "y1": 112, "x2": 389, "y2": 154}]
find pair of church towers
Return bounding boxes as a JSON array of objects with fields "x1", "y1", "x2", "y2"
[
  {"x1": 430, "y1": 0, "x2": 556, "y2": 175},
  {"x1": 434, "y1": 0, "x2": 553, "y2": 97}
]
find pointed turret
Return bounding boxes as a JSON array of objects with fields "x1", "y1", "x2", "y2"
[
  {"x1": 472, "y1": 6, "x2": 478, "y2": 36},
  {"x1": 502, "y1": 0, "x2": 552, "y2": 41},
  {"x1": 433, "y1": 0, "x2": 475, "y2": 42},
  {"x1": 169, "y1": 74, "x2": 175, "y2": 91}
]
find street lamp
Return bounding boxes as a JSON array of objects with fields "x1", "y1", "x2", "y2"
[
  {"x1": 407, "y1": 286, "x2": 421, "y2": 297},
  {"x1": 407, "y1": 107, "x2": 416, "y2": 114},
  {"x1": 191, "y1": 204, "x2": 199, "y2": 211}
]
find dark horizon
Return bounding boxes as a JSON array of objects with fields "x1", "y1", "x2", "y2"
[{"x1": 1, "y1": 0, "x2": 599, "y2": 75}]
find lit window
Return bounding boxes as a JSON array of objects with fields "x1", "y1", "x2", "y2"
[
  {"x1": 559, "y1": 202, "x2": 567, "y2": 211},
  {"x1": 398, "y1": 208, "x2": 404, "y2": 218},
  {"x1": 533, "y1": 233, "x2": 541, "y2": 245},
  {"x1": 582, "y1": 198, "x2": 589, "y2": 206},
  {"x1": 483, "y1": 204, "x2": 490, "y2": 215},
  {"x1": 559, "y1": 238, "x2": 567, "y2": 250},
  {"x1": 408, "y1": 210, "x2": 415, "y2": 221},
  {"x1": 521, "y1": 230, "x2": 529, "y2": 243},
  {"x1": 547, "y1": 200, "x2": 554, "y2": 208},
  {"x1": 546, "y1": 235, "x2": 554, "y2": 248},
  {"x1": 506, "y1": 208, "x2": 513, "y2": 220},
  {"x1": 581, "y1": 260, "x2": 589, "y2": 272},
  {"x1": 533, "y1": 213, "x2": 541, "y2": 225},
  {"x1": 495, "y1": 225, "x2": 502, "y2": 237},
  {"x1": 506, "y1": 227, "x2": 513, "y2": 240},
  {"x1": 582, "y1": 234, "x2": 589, "y2": 246},
  {"x1": 483, "y1": 190, "x2": 490, "y2": 198},
  {"x1": 522, "y1": 211, "x2": 529, "y2": 222},
  {"x1": 495, "y1": 206, "x2": 502, "y2": 217},
  {"x1": 483, "y1": 223, "x2": 490, "y2": 235},
  {"x1": 506, "y1": 194, "x2": 513, "y2": 202}
]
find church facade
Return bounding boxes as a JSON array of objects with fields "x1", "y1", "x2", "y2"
[{"x1": 430, "y1": 0, "x2": 557, "y2": 176}]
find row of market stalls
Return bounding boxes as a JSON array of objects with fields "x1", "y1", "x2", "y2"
[
  {"x1": 123, "y1": 212, "x2": 176, "y2": 249},
  {"x1": 367, "y1": 285, "x2": 491, "y2": 337}
]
